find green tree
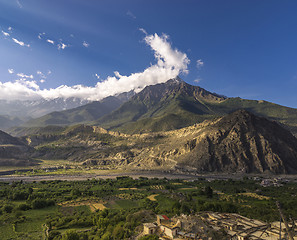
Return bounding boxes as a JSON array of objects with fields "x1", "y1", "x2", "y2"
[
  {"x1": 61, "y1": 230, "x2": 79, "y2": 240},
  {"x1": 3, "y1": 204, "x2": 13, "y2": 213},
  {"x1": 205, "y1": 186, "x2": 213, "y2": 198}
]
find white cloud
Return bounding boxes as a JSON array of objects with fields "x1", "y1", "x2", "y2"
[
  {"x1": 16, "y1": 0, "x2": 22, "y2": 8},
  {"x1": 8, "y1": 69, "x2": 14, "y2": 74},
  {"x1": 83, "y1": 41, "x2": 89, "y2": 48},
  {"x1": 47, "y1": 39, "x2": 55, "y2": 45},
  {"x1": 17, "y1": 73, "x2": 34, "y2": 79},
  {"x1": 144, "y1": 33, "x2": 190, "y2": 74},
  {"x1": 127, "y1": 10, "x2": 136, "y2": 19},
  {"x1": 17, "y1": 79, "x2": 39, "y2": 90},
  {"x1": 37, "y1": 70, "x2": 51, "y2": 82},
  {"x1": 0, "y1": 81, "x2": 40, "y2": 101},
  {"x1": 2, "y1": 31, "x2": 10, "y2": 37},
  {"x1": 0, "y1": 32, "x2": 190, "y2": 101},
  {"x1": 12, "y1": 38, "x2": 30, "y2": 47},
  {"x1": 37, "y1": 71, "x2": 46, "y2": 79},
  {"x1": 194, "y1": 78, "x2": 202, "y2": 83},
  {"x1": 139, "y1": 28, "x2": 147, "y2": 35},
  {"x1": 38, "y1": 32, "x2": 45, "y2": 40},
  {"x1": 95, "y1": 74, "x2": 100, "y2": 79},
  {"x1": 58, "y1": 42, "x2": 68, "y2": 50},
  {"x1": 196, "y1": 59, "x2": 204, "y2": 69},
  {"x1": 8, "y1": 27, "x2": 13, "y2": 32},
  {"x1": 114, "y1": 71, "x2": 122, "y2": 78}
]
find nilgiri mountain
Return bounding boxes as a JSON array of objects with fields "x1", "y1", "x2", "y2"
[
  {"x1": 9, "y1": 78, "x2": 297, "y2": 136},
  {"x1": 95, "y1": 78, "x2": 297, "y2": 135}
]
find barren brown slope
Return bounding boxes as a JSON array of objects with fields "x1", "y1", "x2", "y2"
[
  {"x1": 27, "y1": 110, "x2": 297, "y2": 174},
  {"x1": 131, "y1": 110, "x2": 297, "y2": 174}
]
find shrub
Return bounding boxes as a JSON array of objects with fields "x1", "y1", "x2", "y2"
[
  {"x1": 18, "y1": 203, "x2": 31, "y2": 211},
  {"x1": 3, "y1": 204, "x2": 13, "y2": 213}
]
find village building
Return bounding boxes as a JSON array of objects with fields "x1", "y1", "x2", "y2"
[{"x1": 143, "y1": 223, "x2": 158, "y2": 235}]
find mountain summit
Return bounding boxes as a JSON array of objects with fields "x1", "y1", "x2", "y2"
[
  {"x1": 94, "y1": 78, "x2": 297, "y2": 135},
  {"x1": 96, "y1": 78, "x2": 226, "y2": 132}
]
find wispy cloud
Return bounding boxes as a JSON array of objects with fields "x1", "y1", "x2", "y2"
[
  {"x1": 2, "y1": 30, "x2": 10, "y2": 37},
  {"x1": 83, "y1": 41, "x2": 90, "y2": 48},
  {"x1": 196, "y1": 59, "x2": 204, "y2": 69},
  {"x1": 38, "y1": 32, "x2": 45, "y2": 40},
  {"x1": 194, "y1": 78, "x2": 202, "y2": 83},
  {"x1": 139, "y1": 28, "x2": 147, "y2": 35},
  {"x1": 16, "y1": 0, "x2": 22, "y2": 8},
  {"x1": 0, "y1": 32, "x2": 190, "y2": 101},
  {"x1": 95, "y1": 74, "x2": 100, "y2": 79},
  {"x1": 127, "y1": 10, "x2": 136, "y2": 19},
  {"x1": 37, "y1": 71, "x2": 45, "y2": 78},
  {"x1": 17, "y1": 73, "x2": 34, "y2": 79},
  {"x1": 46, "y1": 39, "x2": 55, "y2": 45},
  {"x1": 36, "y1": 70, "x2": 51, "y2": 83},
  {"x1": 12, "y1": 38, "x2": 30, "y2": 47},
  {"x1": 41, "y1": 35, "x2": 69, "y2": 50},
  {"x1": 8, "y1": 69, "x2": 14, "y2": 74},
  {"x1": 58, "y1": 41, "x2": 68, "y2": 50}
]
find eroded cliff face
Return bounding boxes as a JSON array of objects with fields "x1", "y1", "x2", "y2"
[
  {"x1": 129, "y1": 110, "x2": 297, "y2": 174},
  {"x1": 21, "y1": 110, "x2": 297, "y2": 174}
]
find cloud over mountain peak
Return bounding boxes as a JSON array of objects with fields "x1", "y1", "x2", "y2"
[{"x1": 0, "y1": 32, "x2": 190, "y2": 101}]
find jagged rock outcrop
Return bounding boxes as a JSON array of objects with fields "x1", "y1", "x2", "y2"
[{"x1": 176, "y1": 110, "x2": 297, "y2": 173}]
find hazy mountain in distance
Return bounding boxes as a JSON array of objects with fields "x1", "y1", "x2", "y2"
[
  {"x1": 0, "y1": 97, "x2": 90, "y2": 119},
  {"x1": 0, "y1": 115, "x2": 24, "y2": 131},
  {"x1": 17, "y1": 91, "x2": 135, "y2": 128}
]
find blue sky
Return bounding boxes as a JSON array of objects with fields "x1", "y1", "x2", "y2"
[{"x1": 1, "y1": 0, "x2": 297, "y2": 107}]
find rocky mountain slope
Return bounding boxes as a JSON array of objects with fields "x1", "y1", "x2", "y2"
[
  {"x1": 96, "y1": 78, "x2": 226, "y2": 132},
  {"x1": 23, "y1": 110, "x2": 297, "y2": 174},
  {"x1": 0, "y1": 130, "x2": 35, "y2": 166},
  {"x1": 133, "y1": 110, "x2": 297, "y2": 174},
  {"x1": 13, "y1": 78, "x2": 297, "y2": 137},
  {"x1": 95, "y1": 78, "x2": 297, "y2": 135}
]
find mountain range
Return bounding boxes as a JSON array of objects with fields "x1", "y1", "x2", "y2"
[
  {"x1": 2, "y1": 109, "x2": 297, "y2": 174},
  {"x1": 95, "y1": 78, "x2": 297, "y2": 135},
  {"x1": 0, "y1": 97, "x2": 90, "y2": 130},
  {"x1": 2, "y1": 77, "x2": 297, "y2": 174},
  {"x1": 8, "y1": 78, "x2": 297, "y2": 137}
]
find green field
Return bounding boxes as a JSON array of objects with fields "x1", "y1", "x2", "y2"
[{"x1": 1, "y1": 177, "x2": 297, "y2": 239}]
